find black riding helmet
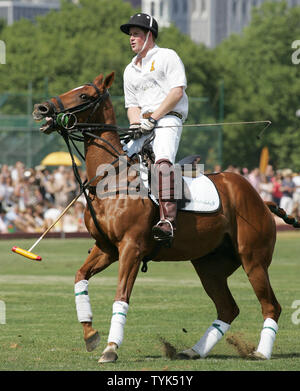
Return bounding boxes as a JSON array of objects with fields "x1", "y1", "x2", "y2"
[{"x1": 120, "y1": 13, "x2": 158, "y2": 38}]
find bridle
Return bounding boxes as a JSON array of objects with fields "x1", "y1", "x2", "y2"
[
  {"x1": 45, "y1": 82, "x2": 129, "y2": 240},
  {"x1": 45, "y1": 81, "x2": 124, "y2": 157},
  {"x1": 46, "y1": 82, "x2": 110, "y2": 131}
]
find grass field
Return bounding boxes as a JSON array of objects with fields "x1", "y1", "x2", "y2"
[{"x1": 0, "y1": 232, "x2": 299, "y2": 372}]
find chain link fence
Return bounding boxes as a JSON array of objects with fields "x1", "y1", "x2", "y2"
[{"x1": 0, "y1": 90, "x2": 222, "y2": 172}]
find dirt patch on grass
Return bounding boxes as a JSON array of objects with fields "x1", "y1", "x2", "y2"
[
  {"x1": 226, "y1": 333, "x2": 255, "y2": 358},
  {"x1": 159, "y1": 337, "x2": 178, "y2": 360}
]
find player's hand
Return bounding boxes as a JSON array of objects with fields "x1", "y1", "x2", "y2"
[
  {"x1": 140, "y1": 117, "x2": 158, "y2": 134},
  {"x1": 129, "y1": 123, "x2": 142, "y2": 140}
]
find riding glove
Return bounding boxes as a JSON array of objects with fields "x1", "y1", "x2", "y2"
[
  {"x1": 129, "y1": 123, "x2": 142, "y2": 140},
  {"x1": 140, "y1": 117, "x2": 158, "y2": 134}
]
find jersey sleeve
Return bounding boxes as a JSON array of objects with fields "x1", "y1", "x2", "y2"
[
  {"x1": 123, "y1": 67, "x2": 139, "y2": 108},
  {"x1": 163, "y1": 49, "x2": 187, "y2": 90}
]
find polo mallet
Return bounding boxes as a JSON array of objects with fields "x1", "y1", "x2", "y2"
[{"x1": 11, "y1": 192, "x2": 82, "y2": 261}]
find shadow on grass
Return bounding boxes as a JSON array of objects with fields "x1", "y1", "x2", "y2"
[
  {"x1": 140, "y1": 352, "x2": 300, "y2": 362},
  {"x1": 138, "y1": 354, "x2": 240, "y2": 362},
  {"x1": 272, "y1": 353, "x2": 300, "y2": 359}
]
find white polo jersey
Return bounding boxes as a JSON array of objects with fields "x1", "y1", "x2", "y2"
[{"x1": 123, "y1": 45, "x2": 188, "y2": 120}]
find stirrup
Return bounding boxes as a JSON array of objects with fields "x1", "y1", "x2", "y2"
[{"x1": 152, "y1": 219, "x2": 174, "y2": 247}]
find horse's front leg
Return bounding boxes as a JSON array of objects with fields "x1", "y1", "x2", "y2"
[
  {"x1": 98, "y1": 241, "x2": 142, "y2": 363},
  {"x1": 74, "y1": 244, "x2": 117, "y2": 352}
]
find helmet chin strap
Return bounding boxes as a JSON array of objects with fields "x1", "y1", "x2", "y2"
[{"x1": 135, "y1": 30, "x2": 150, "y2": 64}]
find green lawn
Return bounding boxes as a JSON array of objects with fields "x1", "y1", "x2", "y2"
[{"x1": 0, "y1": 232, "x2": 299, "y2": 371}]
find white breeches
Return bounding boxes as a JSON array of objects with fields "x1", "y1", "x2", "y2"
[{"x1": 123, "y1": 115, "x2": 183, "y2": 164}]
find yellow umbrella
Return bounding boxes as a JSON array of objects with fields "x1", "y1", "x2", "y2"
[
  {"x1": 41, "y1": 151, "x2": 82, "y2": 166},
  {"x1": 259, "y1": 147, "x2": 269, "y2": 174}
]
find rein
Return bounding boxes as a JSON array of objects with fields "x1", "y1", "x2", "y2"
[
  {"x1": 62, "y1": 117, "x2": 272, "y2": 143},
  {"x1": 48, "y1": 80, "x2": 272, "y2": 141},
  {"x1": 61, "y1": 130, "x2": 105, "y2": 239}
]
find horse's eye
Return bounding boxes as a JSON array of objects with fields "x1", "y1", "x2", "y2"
[{"x1": 80, "y1": 94, "x2": 89, "y2": 100}]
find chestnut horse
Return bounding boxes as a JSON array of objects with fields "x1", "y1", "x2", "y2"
[{"x1": 33, "y1": 72, "x2": 298, "y2": 363}]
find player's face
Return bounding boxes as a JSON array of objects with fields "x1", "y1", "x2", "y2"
[{"x1": 129, "y1": 27, "x2": 147, "y2": 53}]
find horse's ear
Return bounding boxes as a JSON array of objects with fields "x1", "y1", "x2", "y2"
[
  {"x1": 94, "y1": 74, "x2": 104, "y2": 85},
  {"x1": 103, "y1": 72, "x2": 115, "y2": 89}
]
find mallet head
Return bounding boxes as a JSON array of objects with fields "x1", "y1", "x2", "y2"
[{"x1": 11, "y1": 246, "x2": 42, "y2": 261}]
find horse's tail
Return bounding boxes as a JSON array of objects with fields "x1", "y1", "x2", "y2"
[{"x1": 265, "y1": 201, "x2": 300, "y2": 228}]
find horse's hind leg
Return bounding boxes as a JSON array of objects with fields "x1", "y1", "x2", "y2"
[
  {"x1": 240, "y1": 250, "x2": 281, "y2": 360},
  {"x1": 179, "y1": 249, "x2": 240, "y2": 359},
  {"x1": 74, "y1": 244, "x2": 117, "y2": 352}
]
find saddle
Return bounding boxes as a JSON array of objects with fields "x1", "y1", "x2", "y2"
[
  {"x1": 89, "y1": 147, "x2": 220, "y2": 214},
  {"x1": 138, "y1": 149, "x2": 221, "y2": 214}
]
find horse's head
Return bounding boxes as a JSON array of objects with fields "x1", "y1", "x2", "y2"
[{"x1": 32, "y1": 72, "x2": 115, "y2": 134}]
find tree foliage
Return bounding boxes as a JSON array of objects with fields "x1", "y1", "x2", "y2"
[
  {"x1": 215, "y1": 1, "x2": 300, "y2": 170},
  {"x1": 0, "y1": 0, "x2": 300, "y2": 170},
  {"x1": 0, "y1": 0, "x2": 134, "y2": 97},
  {"x1": 0, "y1": 0, "x2": 213, "y2": 103}
]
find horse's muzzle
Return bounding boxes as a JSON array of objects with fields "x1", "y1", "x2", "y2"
[
  {"x1": 32, "y1": 103, "x2": 52, "y2": 119},
  {"x1": 32, "y1": 103, "x2": 55, "y2": 133}
]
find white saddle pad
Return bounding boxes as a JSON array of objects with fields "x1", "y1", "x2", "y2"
[
  {"x1": 143, "y1": 171, "x2": 220, "y2": 213},
  {"x1": 137, "y1": 158, "x2": 220, "y2": 213},
  {"x1": 179, "y1": 174, "x2": 220, "y2": 213}
]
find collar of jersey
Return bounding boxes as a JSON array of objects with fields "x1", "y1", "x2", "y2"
[{"x1": 131, "y1": 45, "x2": 159, "y2": 70}]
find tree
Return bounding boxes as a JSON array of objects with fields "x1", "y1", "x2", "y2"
[
  {"x1": 0, "y1": 0, "x2": 220, "y2": 168},
  {"x1": 0, "y1": 0, "x2": 218, "y2": 120},
  {"x1": 0, "y1": 0, "x2": 135, "y2": 99},
  {"x1": 215, "y1": 1, "x2": 300, "y2": 170}
]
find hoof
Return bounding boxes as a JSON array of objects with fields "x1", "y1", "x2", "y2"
[
  {"x1": 98, "y1": 350, "x2": 118, "y2": 364},
  {"x1": 177, "y1": 348, "x2": 200, "y2": 360},
  {"x1": 248, "y1": 351, "x2": 268, "y2": 360},
  {"x1": 84, "y1": 331, "x2": 100, "y2": 352}
]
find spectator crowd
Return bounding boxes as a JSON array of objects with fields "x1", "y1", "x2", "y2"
[
  {"x1": 0, "y1": 161, "x2": 87, "y2": 234},
  {"x1": 222, "y1": 164, "x2": 300, "y2": 223},
  {"x1": 1, "y1": 160, "x2": 300, "y2": 234}
]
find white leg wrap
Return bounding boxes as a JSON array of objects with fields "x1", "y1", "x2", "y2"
[
  {"x1": 74, "y1": 280, "x2": 93, "y2": 323},
  {"x1": 192, "y1": 319, "x2": 230, "y2": 358},
  {"x1": 107, "y1": 301, "x2": 129, "y2": 347},
  {"x1": 256, "y1": 318, "x2": 278, "y2": 359}
]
